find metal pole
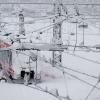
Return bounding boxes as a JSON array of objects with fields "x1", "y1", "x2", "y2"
[
  {"x1": 83, "y1": 22, "x2": 85, "y2": 45},
  {"x1": 52, "y1": 3, "x2": 62, "y2": 67},
  {"x1": 35, "y1": 50, "x2": 38, "y2": 84},
  {"x1": 19, "y1": 10, "x2": 25, "y2": 36}
]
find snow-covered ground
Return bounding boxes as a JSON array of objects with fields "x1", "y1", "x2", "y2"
[{"x1": 0, "y1": 83, "x2": 59, "y2": 100}]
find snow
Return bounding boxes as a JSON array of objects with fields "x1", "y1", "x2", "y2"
[
  {"x1": 0, "y1": 7, "x2": 100, "y2": 100},
  {"x1": 0, "y1": 83, "x2": 58, "y2": 100}
]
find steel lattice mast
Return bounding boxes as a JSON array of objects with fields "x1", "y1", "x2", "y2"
[
  {"x1": 52, "y1": 3, "x2": 63, "y2": 67},
  {"x1": 19, "y1": 10, "x2": 25, "y2": 36}
]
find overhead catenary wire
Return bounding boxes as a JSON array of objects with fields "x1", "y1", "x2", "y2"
[
  {"x1": 42, "y1": 60, "x2": 100, "y2": 90},
  {"x1": 10, "y1": 49, "x2": 67, "y2": 100},
  {"x1": 64, "y1": 52, "x2": 100, "y2": 65},
  {"x1": 85, "y1": 80, "x2": 100, "y2": 100},
  {"x1": 10, "y1": 49, "x2": 100, "y2": 100},
  {"x1": 10, "y1": 51, "x2": 100, "y2": 100},
  {"x1": 58, "y1": 64, "x2": 98, "y2": 79},
  {"x1": 25, "y1": 15, "x2": 59, "y2": 34},
  {"x1": 63, "y1": 32, "x2": 100, "y2": 36},
  {"x1": 0, "y1": 0, "x2": 99, "y2": 90},
  {"x1": 43, "y1": 56, "x2": 100, "y2": 90},
  {"x1": 3, "y1": 1, "x2": 100, "y2": 100},
  {"x1": 14, "y1": 50, "x2": 100, "y2": 90},
  {"x1": 0, "y1": 14, "x2": 59, "y2": 25},
  {"x1": 11, "y1": 49, "x2": 98, "y2": 79},
  {"x1": 12, "y1": 82, "x2": 66, "y2": 100},
  {"x1": 55, "y1": 66, "x2": 100, "y2": 90},
  {"x1": 52, "y1": 59, "x2": 99, "y2": 79},
  {"x1": 29, "y1": 18, "x2": 66, "y2": 41},
  {"x1": 85, "y1": 47, "x2": 100, "y2": 53},
  {"x1": 30, "y1": 18, "x2": 66, "y2": 33},
  {"x1": 26, "y1": 85, "x2": 67, "y2": 100},
  {"x1": 29, "y1": 24, "x2": 54, "y2": 42},
  {"x1": 31, "y1": 14, "x2": 59, "y2": 22},
  {"x1": 5, "y1": 2, "x2": 100, "y2": 96}
]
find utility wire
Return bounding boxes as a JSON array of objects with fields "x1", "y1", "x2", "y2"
[
  {"x1": 27, "y1": 85, "x2": 66, "y2": 100},
  {"x1": 30, "y1": 18, "x2": 65, "y2": 33},
  {"x1": 11, "y1": 49, "x2": 67, "y2": 100},
  {"x1": 58, "y1": 64, "x2": 98, "y2": 79},
  {"x1": 2, "y1": 15, "x2": 59, "y2": 25},
  {"x1": 15, "y1": 51, "x2": 100, "y2": 90},
  {"x1": 29, "y1": 18, "x2": 66, "y2": 41},
  {"x1": 86, "y1": 47, "x2": 100, "y2": 53},
  {"x1": 30, "y1": 26, "x2": 53, "y2": 41},
  {"x1": 12, "y1": 49, "x2": 98, "y2": 79},
  {"x1": 29, "y1": 25, "x2": 54, "y2": 42},
  {"x1": 63, "y1": 32, "x2": 100, "y2": 36},
  {"x1": 56, "y1": 66, "x2": 100, "y2": 90},
  {"x1": 11, "y1": 49, "x2": 100, "y2": 91},
  {"x1": 64, "y1": 52, "x2": 100, "y2": 65},
  {"x1": 32, "y1": 15, "x2": 59, "y2": 22},
  {"x1": 85, "y1": 80, "x2": 100, "y2": 100}
]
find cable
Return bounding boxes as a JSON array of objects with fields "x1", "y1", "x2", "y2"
[
  {"x1": 56, "y1": 67, "x2": 100, "y2": 90},
  {"x1": 11, "y1": 49, "x2": 67, "y2": 100},
  {"x1": 27, "y1": 85, "x2": 66, "y2": 100},
  {"x1": 40, "y1": 57, "x2": 100, "y2": 90},
  {"x1": 11, "y1": 48, "x2": 99, "y2": 79},
  {"x1": 11, "y1": 49, "x2": 100, "y2": 90},
  {"x1": 31, "y1": 18, "x2": 65, "y2": 33},
  {"x1": 16, "y1": 51, "x2": 100, "y2": 89},
  {"x1": 29, "y1": 25, "x2": 54, "y2": 42},
  {"x1": 30, "y1": 26, "x2": 53, "y2": 41},
  {"x1": 9, "y1": 49, "x2": 100, "y2": 100},
  {"x1": 1, "y1": 15, "x2": 59, "y2": 25},
  {"x1": 85, "y1": 80, "x2": 100, "y2": 100},
  {"x1": 63, "y1": 32, "x2": 100, "y2": 36},
  {"x1": 58, "y1": 64, "x2": 98, "y2": 79},
  {"x1": 64, "y1": 52, "x2": 100, "y2": 65},
  {"x1": 31, "y1": 15, "x2": 59, "y2": 22},
  {"x1": 29, "y1": 18, "x2": 66, "y2": 41}
]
